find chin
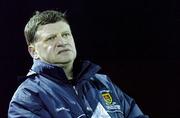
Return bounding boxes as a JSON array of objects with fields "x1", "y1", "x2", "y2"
[{"x1": 56, "y1": 58, "x2": 74, "y2": 64}]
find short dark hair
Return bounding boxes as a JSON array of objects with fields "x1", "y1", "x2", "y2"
[{"x1": 24, "y1": 10, "x2": 68, "y2": 45}]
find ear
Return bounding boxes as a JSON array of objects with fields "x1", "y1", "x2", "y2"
[{"x1": 28, "y1": 44, "x2": 39, "y2": 59}]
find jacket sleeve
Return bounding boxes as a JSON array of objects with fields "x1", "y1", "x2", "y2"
[
  {"x1": 8, "y1": 87, "x2": 51, "y2": 118},
  {"x1": 113, "y1": 84, "x2": 149, "y2": 118}
]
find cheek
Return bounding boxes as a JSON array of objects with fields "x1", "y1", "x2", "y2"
[
  {"x1": 70, "y1": 39, "x2": 76, "y2": 48},
  {"x1": 37, "y1": 44, "x2": 53, "y2": 55},
  {"x1": 47, "y1": 46, "x2": 53, "y2": 52},
  {"x1": 41, "y1": 42, "x2": 53, "y2": 52}
]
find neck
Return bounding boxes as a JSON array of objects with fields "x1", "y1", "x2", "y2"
[
  {"x1": 38, "y1": 59, "x2": 74, "y2": 80},
  {"x1": 57, "y1": 61, "x2": 74, "y2": 80}
]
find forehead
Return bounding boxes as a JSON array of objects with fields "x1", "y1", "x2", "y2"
[{"x1": 35, "y1": 21, "x2": 71, "y2": 38}]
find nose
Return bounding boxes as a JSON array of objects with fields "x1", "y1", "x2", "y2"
[{"x1": 57, "y1": 36, "x2": 67, "y2": 47}]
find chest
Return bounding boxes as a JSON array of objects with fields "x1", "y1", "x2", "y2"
[{"x1": 40, "y1": 80, "x2": 124, "y2": 118}]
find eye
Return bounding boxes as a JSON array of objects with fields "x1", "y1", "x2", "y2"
[
  {"x1": 62, "y1": 32, "x2": 71, "y2": 38},
  {"x1": 46, "y1": 35, "x2": 56, "y2": 41}
]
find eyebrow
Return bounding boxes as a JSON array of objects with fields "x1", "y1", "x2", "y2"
[
  {"x1": 46, "y1": 34, "x2": 57, "y2": 38},
  {"x1": 62, "y1": 30, "x2": 71, "y2": 33}
]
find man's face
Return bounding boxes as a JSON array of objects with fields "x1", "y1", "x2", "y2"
[{"x1": 30, "y1": 21, "x2": 77, "y2": 65}]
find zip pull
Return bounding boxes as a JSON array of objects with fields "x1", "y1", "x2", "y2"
[{"x1": 73, "y1": 85, "x2": 78, "y2": 95}]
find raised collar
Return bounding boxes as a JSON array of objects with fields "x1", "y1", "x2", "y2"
[{"x1": 30, "y1": 59, "x2": 101, "y2": 84}]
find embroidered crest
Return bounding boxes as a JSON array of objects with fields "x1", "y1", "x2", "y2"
[{"x1": 102, "y1": 92, "x2": 112, "y2": 105}]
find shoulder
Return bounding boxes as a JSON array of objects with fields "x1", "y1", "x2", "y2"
[
  {"x1": 93, "y1": 74, "x2": 110, "y2": 86},
  {"x1": 91, "y1": 73, "x2": 125, "y2": 96},
  {"x1": 8, "y1": 76, "x2": 44, "y2": 116},
  {"x1": 11, "y1": 74, "x2": 41, "y2": 102},
  {"x1": 90, "y1": 74, "x2": 118, "y2": 91}
]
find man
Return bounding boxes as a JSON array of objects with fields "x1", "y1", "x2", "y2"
[{"x1": 8, "y1": 10, "x2": 148, "y2": 118}]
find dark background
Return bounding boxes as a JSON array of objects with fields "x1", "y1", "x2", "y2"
[{"x1": 0, "y1": 0, "x2": 179, "y2": 118}]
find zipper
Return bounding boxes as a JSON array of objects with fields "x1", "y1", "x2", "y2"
[
  {"x1": 72, "y1": 85, "x2": 91, "y2": 118},
  {"x1": 73, "y1": 85, "x2": 78, "y2": 95}
]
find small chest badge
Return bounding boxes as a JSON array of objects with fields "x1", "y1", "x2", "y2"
[{"x1": 102, "y1": 92, "x2": 112, "y2": 105}]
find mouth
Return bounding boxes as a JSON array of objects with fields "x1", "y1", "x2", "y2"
[{"x1": 57, "y1": 49, "x2": 71, "y2": 54}]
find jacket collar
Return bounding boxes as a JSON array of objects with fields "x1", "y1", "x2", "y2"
[{"x1": 30, "y1": 59, "x2": 101, "y2": 84}]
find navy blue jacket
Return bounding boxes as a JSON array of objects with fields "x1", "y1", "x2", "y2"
[{"x1": 8, "y1": 60, "x2": 148, "y2": 118}]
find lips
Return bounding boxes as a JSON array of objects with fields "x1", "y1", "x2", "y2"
[{"x1": 57, "y1": 49, "x2": 71, "y2": 54}]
